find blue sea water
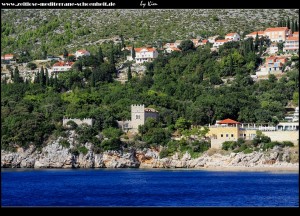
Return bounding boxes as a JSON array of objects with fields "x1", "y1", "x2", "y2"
[{"x1": 1, "y1": 169, "x2": 299, "y2": 207}]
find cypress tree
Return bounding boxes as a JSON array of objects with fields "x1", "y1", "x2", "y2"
[
  {"x1": 127, "y1": 66, "x2": 132, "y2": 80},
  {"x1": 39, "y1": 66, "x2": 45, "y2": 85},
  {"x1": 97, "y1": 47, "x2": 104, "y2": 64},
  {"x1": 90, "y1": 72, "x2": 95, "y2": 87},
  {"x1": 259, "y1": 41, "x2": 263, "y2": 56},
  {"x1": 131, "y1": 45, "x2": 136, "y2": 59},
  {"x1": 45, "y1": 68, "x2": 49, "y2": 86},
  {"x1": 63, "y1": 48, "x2": 68, "y2": 59},
  {"x1": 13, "y1": 66, "x2": 21, "y2": 83},
  {"x1": 109, "y1": 49, "x2": 115, "y2": 65},
  {"x1": 295, "y1": 20, "x2": 298, "y2": 32},
  {"x1": 287, "y1": 17, "x2": 290, "y2": 29},
  {"x1": 291, "y1": 19, "x2": 295, "y2": 33},
  {"x1": 254, "y1": 33, "x2": 259, "y2": 51}
]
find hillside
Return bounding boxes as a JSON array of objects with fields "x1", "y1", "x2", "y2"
[{"x1": 1, "y1": 9, "x2": 299, "y2": 55}]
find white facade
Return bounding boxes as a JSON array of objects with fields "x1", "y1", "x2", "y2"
[
  {"x1": 269, "y1": 43, "x2": 278, "y2": 54},
  {"x1": 208, "y1": 35, "x2": 219, "y2": 43},
  {"x1": 283, "y1": 37, "x2": 299, "y2": 53},
  {"x1": 264, "y1": 27, "x2": 291, "y2": 42},
  {"x1": 135, "y1": 47, "x2": 158, "y2": 64},
  {"x1": 225, "y1": 33, "x2": 240, "y2": 41},
  {"x1": 75, "y1": 50, "x2": 90, "y2": 59},
  {"x1": 52, "y1": 61, "x2": 74, "y2": 72},
  {"x1": 213, "y1": 39, "x2": 229, "y2": 48}
]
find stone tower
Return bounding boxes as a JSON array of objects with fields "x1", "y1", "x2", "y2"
[{"x1": 131, "y1": 104, "x2": 145, "y2": 131}]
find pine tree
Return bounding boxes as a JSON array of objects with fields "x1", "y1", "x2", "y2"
[
  {"x1": 97, "y1": 47, "x2": 104, "y2": 64},
  {"x1": 127, "y1": 66, "x2": 132, "y2": 80}
]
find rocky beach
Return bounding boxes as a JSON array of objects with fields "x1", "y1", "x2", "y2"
[{"x1": 2, "y1": 140, "x2": 298, "y2": 171}]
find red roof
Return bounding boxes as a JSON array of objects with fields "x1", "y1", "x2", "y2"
[
  {"x1": 247, "y1": 31, "x2": 265, "y2": 36},
  {"x1": 53, "y1": 61, "x2": 75, "y2": 67},
  {"x1": 286, "y1": 36, "x2": 299, "y2": 41},
  {"x1": 265, "y1": 27, "x2": 288, "y2": 32},
  {"x1": 217, "y1": 119, "x2": 240, "y2": 124},
  {"x1": 135, "y1": 47, "x2": 156, "y2": 52},
  {"x1": 76, "y1": 50, "x2": 89, "y2": 54},
  {"x1": 201, "y1": 39, "x2": 208, "y2": 43},
  {"x1": 226, "y1": 32, "x2": 237, "y2": 37}
]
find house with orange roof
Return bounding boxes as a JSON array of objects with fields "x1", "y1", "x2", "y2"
[
  {"x1": 191, "y1": 39, "x2": 200, "y2": 47},
  {"x1": 128, "y1": 47, "x2": 158, "y2": 64},
  {"x1": 1, "y1": 54, "x2": 14, "y2": 60},
  {"x1": 75, "y1": 49, "x2": 90, "y2": 59},
  {"x1": 283, "y1": 36, "x2": 299, "y2": 53},
  {"x1": 208, "y1": 35, "x2": 219, "y2": 43},
  {"x1": 207, "y1": 118, "x2": 298, "y2": 149},
  {"x1": 256, "y1": 56, "x2": 287, "y2": 77},
  {"x1": 163, "y1": 43, "x2": 177, "y2": 49},
  {"x1": 52, "y1": 61, "x2": 75, "y2": 72},
  {"x1": 213, "y1": 39, "x2": 230, "y2": 49},
  {"x1": 264, "y1": 27, "x2": 291, "y2": 42},
  {"x1": 244, "y1": 31, "x2": 265, "y2": 40},
  {"x1": 199, "y1": 39, "x2": 208, "y2": 46},
  {"x1": 225, "y1": 32, "x2": 240, "y2": 41},
  {"x1": 174, "y1": 40, "x2": 183, "y2": 48}
]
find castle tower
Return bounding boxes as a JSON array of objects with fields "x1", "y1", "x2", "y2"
[{"x1": 131, "y1": 104, "x2": 145, "y2": 131}]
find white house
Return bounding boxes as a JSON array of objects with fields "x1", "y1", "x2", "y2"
[
  {"x1": 174, "y1": 40, "x2": 183, "y2": 48},
  {"x1": 213, "y1": 39, "x2": 230, "y2": 48},
  {"x1": 1, "y1": 54, "x2": 14, "y2": 60},
  {"x1": 225, "y1": 32, "x2": 240, "y2": 41},
  {"x1": 75, "y1": 49, "x2": 90, "y2": 59},
  {"x1": 52, "y1": 61, "x2": 74, "y2": 72},
  {"x1": 269, "y1": 43, "x2": 279, "y2": 54},
  {"x1": 134, "y1": 47, "x2": 158, "y2": 64},
  {"x1": 283, "y1": 36, "x2": 299, "y2": 53}
]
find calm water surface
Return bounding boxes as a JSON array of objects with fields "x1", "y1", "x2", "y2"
[{"x1": 1, "y1": 169, "x2": 299, "y2": 207}]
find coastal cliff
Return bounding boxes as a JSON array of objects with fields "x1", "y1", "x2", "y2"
[{"x1": 1, "y1": 140, "x2": 298, "y2": 170}]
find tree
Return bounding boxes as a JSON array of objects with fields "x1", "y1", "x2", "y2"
[
  {"x1": 131, "y1": 45, "x2": 136, "y2": 59},
  {"x1": 291, "y1": 19, "x2": 295, "y2": 33},
  {"x1": 39, "y1": 66, "x2": 45, "y2": 85},
  {"x1": 109, "y1": 46, "x2": 115, "y2": 65},
  {"x1": 179, "y1": 40, "x2": 195, "y2": 52},
  {"x1": 254, "y1": 33, "x2": 259, "y2": 51},
  {"x1": 27, "y1": 62, "x2": 37, "y2": 70},
  {"x1": 66, "y1": 55, "x2": 76, "y2": 62},
  {"x1": 45, "y1": 68, "x2": 49, "y2": 86},
  {"x1": 97, "y1": 47, "x2": 104, "y2": 64},
  {"x1": 13, "y1": 66, "x2": 22, "y2": 83},
  {"x1": 90, "y1": 72, "x2": 95, "y2": 87},
  {"x1": 63, "y1": 48, "x2": 68, "y2": 59},
  {"x1": 127, "y1": 66, "x2": 132, "y2": 80},
  {"x1": 287, "y1": 17, "x2": 290, "y2": 29},
  {"x1": 175, "y1": 117, "x2": 191, "y2": 133}
]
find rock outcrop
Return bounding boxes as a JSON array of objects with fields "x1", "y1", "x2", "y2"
[{"x1": 1, "y1": 141, "x2": 298, "y2": 169}]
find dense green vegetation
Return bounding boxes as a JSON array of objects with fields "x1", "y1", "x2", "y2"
[{"x1": 1, "y1": 38, "x2": 299, "y2": 153}]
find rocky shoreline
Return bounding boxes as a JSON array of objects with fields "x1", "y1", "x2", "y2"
[{"x1": 1, "y1": 141, "x2": 298, "y2": 171}]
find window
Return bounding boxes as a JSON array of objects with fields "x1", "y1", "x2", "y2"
[
  {"x1": 221, "y1": 134, "x2": 223, "y2": 137},
  {"x1": 136, "y1": 115, "x2": 140, "y2": 119},
  {"x1": 231, "y1": 134, "x2": 234, "y2": 137},
  {"x1": 226, "y1": 134, "x2": 228, "y2": 137},
  {"x1": 244, "y1": 134, "x2": 246, "y2": 137}
]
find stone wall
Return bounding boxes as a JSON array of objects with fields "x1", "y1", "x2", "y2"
[
  {"x1": 262, "y1": 131, "x2": 299, "y2": 146},
  {"x1": 63, "y1": 118, "x2": 93, "y2": 127}
]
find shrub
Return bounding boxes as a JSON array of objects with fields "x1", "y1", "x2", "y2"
[
  {"x1": 243, "y1": 148, "x2": 253, "y2": 154},
  {"x1": 159, "y1": 148, "x2": 169, "y2": 159},
  {"x1": 282, "y1": 141, "x2": 294, "y2": 147},
  {"x1": 222, "y1": 141, "x2": 237, "y2": 151},
  {"x1": 59, "y1": 139, "x2": 70, "y2": 148},
  {"x1": 78, "y1": 146, "x2": 89, "y2": 155}
]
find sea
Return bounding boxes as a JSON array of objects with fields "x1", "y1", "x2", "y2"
[{"x1": 1, "y1": 169, "x2": 299, "y2": 207}]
